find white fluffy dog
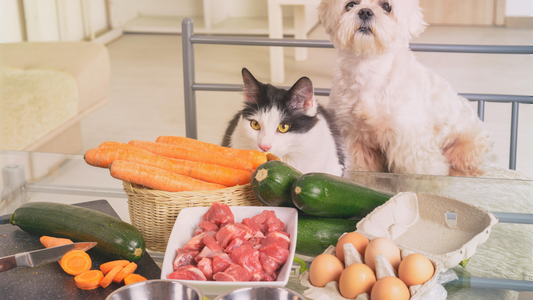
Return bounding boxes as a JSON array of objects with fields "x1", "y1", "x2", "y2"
[{"x1": 318, "y1": 0, "x2": 493, "y2": 176}]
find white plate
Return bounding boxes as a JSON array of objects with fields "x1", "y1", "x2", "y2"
[{"x1": 160, "y1": 206, "x2": 298, "y2": 296}]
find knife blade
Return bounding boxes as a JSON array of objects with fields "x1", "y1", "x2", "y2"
[{"x1": 0, "y1": 242, "x2": 97, "y2": 272}]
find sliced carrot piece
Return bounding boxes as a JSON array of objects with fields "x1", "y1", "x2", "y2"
[
  {"x1": 100, "y1": 260, "x2": 130, "y2": 275},
  {"x1": 112, "y1": 262, "x2": 138, "y2": 284},
  {"x1": 78, "y1": 285, "x2": 101, "y2": 290},
  {"x1": 40, "y1": 236, "x2": 73, "y2": 248},
  {"x1": 60, "y1": 250, "x2": 92, "y2": 276},
  {"x1": 100, "y1": 265, "x2": 123, "y2": 288},
  {"x1": 124, "y1": 273, "x2": 148, "y2": 285},
  {"x1": 75, "y1": 270, "x2": 104, "y2": 290}
]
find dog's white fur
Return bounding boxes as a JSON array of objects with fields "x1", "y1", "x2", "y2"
[{"x1": 319, "y1": 0, "x2": 493, "y2": 176}]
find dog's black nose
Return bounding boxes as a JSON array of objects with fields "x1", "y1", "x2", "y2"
[{"x1": 358, "y1": 8, "x2": 374, "y2": 20}]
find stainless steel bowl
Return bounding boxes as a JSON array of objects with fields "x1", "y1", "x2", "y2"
[
  {"x1": 212, "y1": 286, "x2": 306, "y2": 300},
  {"x1": 105, "y1": 279, "x2": 203, "y2": 300}
]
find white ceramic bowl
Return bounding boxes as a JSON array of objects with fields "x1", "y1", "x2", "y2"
[{"x1": 161, "y1": 206, "x2": 298, "y2": 296}]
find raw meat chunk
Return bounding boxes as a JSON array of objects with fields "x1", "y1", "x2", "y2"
[
  {"x1": 259, "y1": 252, "x2": 279, "y2": 275},
  {"x1": 216, "y1": 223, "x2": 252, "y2": 248},
  {"x1": 225, "y1": 237, "x2": 245, "y2": 254},
  {"x1": 260, "y1": 244, "x2": 290, "y2": 265},
  {"x1": 262, "y1": 231, "x2": 290, "y2": 249},
  {"x1": 213, "y1": 264, "x2": 252, "y2": 282},
  {"x1": 197, "y1": 257, "x2": 214, "y2": 281},
  {"x1": 203, "y1": 202, "x2": 234, "y2": 225},
  {"x1": 183, "y1": 232, "x2": 208, "y2": 252},
  {"x1": 247, "y1": 237, "x2": 264, "y2": 249},
  {"x1": 199, "y1": 220, "x2": 219, "y2": 232},
  {"x1": 212, "y1": 253, "x2": 233, "y2": 274},
  {"x1": 251, "y1": 210, "x2": 285, "y2": 234},
  {"x1": 168, "y1": 265, "x2": 206, "y2": 281},
  {"x1": 264, "y1": 211, "x2": 285, "y2": 233},
  {"x1": 231, "y1": 244, "x2": 262, "y2": 277},
  {"x1": 173, "y1": 249, "x2": 199, "y2": 271},
  {"x1": 203, "y1": 234, "x2": 224, "y2": 252},
  {"x1": 242, "y1": 217, "x2": 264, "y2": 238},
  {"x1": 195, "y1": 245, "x2": 221, "y2": 262}
]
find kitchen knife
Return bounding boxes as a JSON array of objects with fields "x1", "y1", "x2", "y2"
[
  {"x1": 0, "y1": 242, "x2": 97, "y2": 272},
  {"x1": 0, "y1": 213, "x2": 11, "y2": 225}
]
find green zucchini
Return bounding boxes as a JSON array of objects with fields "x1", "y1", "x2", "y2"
[
  {"x1": 292, "y1": 173, "x2": 393, "y2": 218},
  {"x1": 296, "y1": 215, "x2": 358, "y2": 256},
  {"x1": 251, "y1": 160, "x2": 302, "y2": 207},
  {"x1": 10, "y1": 202, "x2": 145, "y2": 262}
]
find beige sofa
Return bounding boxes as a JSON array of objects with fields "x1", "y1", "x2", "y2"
[{"x1": 1, "y1": 42, "x2": 109, "y2": 154}]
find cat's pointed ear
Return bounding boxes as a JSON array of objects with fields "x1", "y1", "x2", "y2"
[
  {"x1": 289, "y1": 77, "x2": 317, "y2": 116},
  {"x1": 242, "y1": 68, "x2": 260, "y2": 104}
]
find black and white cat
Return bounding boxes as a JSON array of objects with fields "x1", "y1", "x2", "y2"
[{"x1": 222, "y1": 68, "x2": 346, "y2": 177}]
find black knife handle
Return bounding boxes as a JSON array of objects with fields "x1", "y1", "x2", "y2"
[
  {"x1": 0, "y1": 255, "x2": 16, "y2": 272},
  {"x1": 0, "y1": 214, "x2": 11, "y2": 225}
]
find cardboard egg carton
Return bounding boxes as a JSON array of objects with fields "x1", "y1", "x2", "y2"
[
  {"x1": 356, "y1": 192, "x2": 499, "y2": 299},
  {"x1": 300, "y1": 192, "x2": 498, "y2": 300}
]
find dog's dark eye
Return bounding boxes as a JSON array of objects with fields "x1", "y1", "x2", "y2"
[
  {"x1": 382, "y1": 2, "x2": 391, "y2": 13},
  {"x1": 346, "y1": 2, "x2": 357, "y2": 11}
]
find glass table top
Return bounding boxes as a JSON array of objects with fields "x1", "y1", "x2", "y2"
[{"x1": 1, "y1": 150, "x2": 532, "y2": 299}]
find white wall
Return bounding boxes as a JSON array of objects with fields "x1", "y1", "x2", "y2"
[
  {"x1": 2, "y1": 0, "x2": 532, "y2": 44},
  {"x1": 1, "y1": 0, "x2": 110, "y2": 43},
  {"x1": 506, "y1": 0, "x2": 533, "y2": 17},
  {"x1": 1, "y1": 0, "x2": 23, "y2": 43},
  {"x1": 112, "y1": 0, "x2": 139, "y2": 26}
]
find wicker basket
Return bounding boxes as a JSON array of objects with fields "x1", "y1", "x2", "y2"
[{"x1": 123, "y1": 181, "x2": 263, "y2": 252}]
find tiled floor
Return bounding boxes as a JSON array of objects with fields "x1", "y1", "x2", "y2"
[{"x1": 79, "y1": 23, "x2": 533, "y2": 178}]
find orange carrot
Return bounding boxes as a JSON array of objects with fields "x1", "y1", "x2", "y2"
[
  {"x1": 124, "y1": 273, "x2": 148, "y2": 285},
  {"x1": 112, "y1": 262, "x2": 138, "y2": 284},
  {"x1": 40, "y1": 236, "x2": 73, "y2": 248},
  {"x1": 97, "y1": 141, "x2": 151, "y2": 151},
  {"x1": 60, "y1": 250, "x2": 92, "y2": 276},
  {"x1": 85, "y1": 146, "x2": 252, "y2": 186},
  {"x1": 110, "y1": 160, "x2": 226, "y2": 192},
  {"x1": 75, "y1": 270, "x2": 104, "y2": 290},
  {"x1": 157, "y1": 136, "x2": 268, "y2": 169},
  {"x1": 99, "y1": 265, "x2": 123, "y2": 288},
  {"x1": 85, "y1": 143, "x2": 156, "y2": 168},
  {"x1": 129, "y1": 140, "x2": 253, "y2": 172},
  {"x1": 100, "y1": 260, "x2": 130, "y2": 275}
]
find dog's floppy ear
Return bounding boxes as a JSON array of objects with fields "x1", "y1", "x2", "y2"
[
  {"x1": 318, "y1": 0, "x2": 339, "y2": 37},
  {"x1": 392, "y1": 0, "x2": 427, "y2": 38},
  {"x1": 289, "y1": 77, "x2": 317, "y2": 116},
  {"x1": 242, "y1": 68, "x2": 261, "y2": 104}
]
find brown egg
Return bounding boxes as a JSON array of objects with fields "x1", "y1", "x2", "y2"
[
  {"x1": 398, "y1": 253, "x2": 435, "y2": 286},
  {"x1": 336, "y1": 232, "x2": 369, "y2": 263},
  {"x1": 339, "y1": 263, "x2": 376, "y2": 298},
  {"x1": 364, "y1": 237, "x2": 401, "y2": 271},
  {"x1": 309, "y1": 253, "x2": 344, "y2": 287},
  {"x1": 371, "y1": 276, "x2": 410, "y2": 300}
]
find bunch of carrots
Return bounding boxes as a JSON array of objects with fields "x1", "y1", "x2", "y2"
[
  {"x1": 40, "y1": 236, "x2": 147, "y2": 290},
  {"x1": 84, "y1": 136, "x2": 269, "y2": 192}
]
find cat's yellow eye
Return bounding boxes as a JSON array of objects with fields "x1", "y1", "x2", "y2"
[
  {"x1": 250, "y1": 120, "x2": 261, "y2": 130},
  {"x1": 278, "y1": 123, "x2": 290, "y2": 133}
]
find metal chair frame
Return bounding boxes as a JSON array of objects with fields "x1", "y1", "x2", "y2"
[{"x1": 181, "y1": 18, "x2": 533, "y2": 170}]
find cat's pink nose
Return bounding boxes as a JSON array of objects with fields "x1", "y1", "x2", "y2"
[{"x1": 259, "y1": 144, "x2": 271, "y2": 152}]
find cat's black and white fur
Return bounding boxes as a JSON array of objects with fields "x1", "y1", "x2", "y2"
[{"x1": 222, "y1": 68, "x2": 346, "y2": 176}]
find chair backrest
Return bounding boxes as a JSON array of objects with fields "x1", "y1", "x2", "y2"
[{"x1": 180, "y1": 18, "x2": 533, "y2": 170}]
